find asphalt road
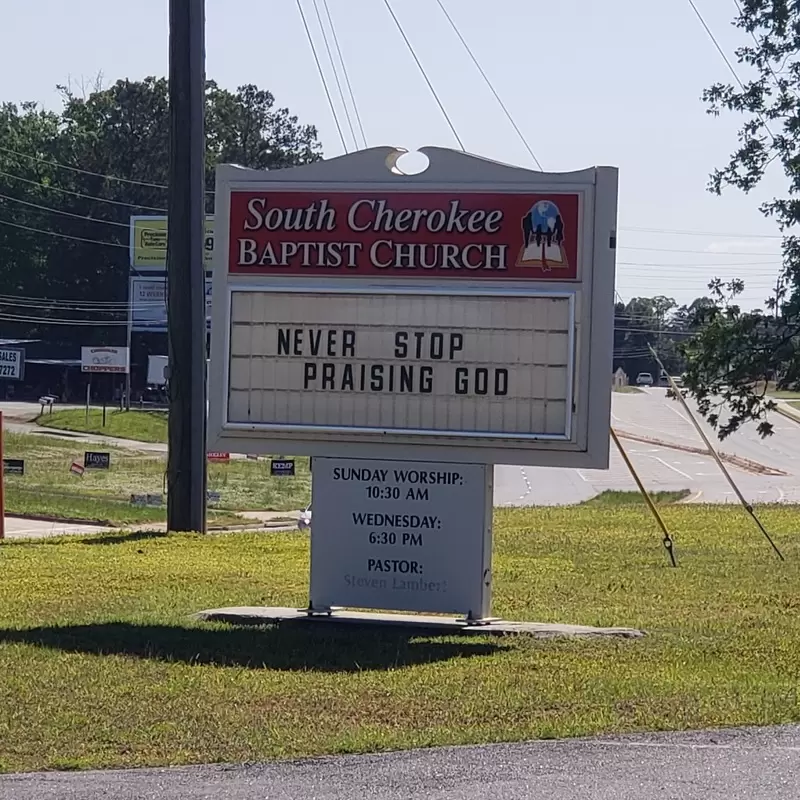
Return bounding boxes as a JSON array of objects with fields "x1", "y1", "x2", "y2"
[
  {"x1": 3, "y1": 725, "x2": 799, "y2": 799},
  {"x1": 496, "y1": 389, "x2": 800, "y2": 506}
]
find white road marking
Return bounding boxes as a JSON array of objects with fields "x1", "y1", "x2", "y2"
[{"x1": 650, "y1": 456, "x2": 693, "y2": 480}]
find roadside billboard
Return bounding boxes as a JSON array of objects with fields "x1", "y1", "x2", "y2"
[
  {"x1": 0, "y1": 346, "x2": 25, "y2": 381},
  {"x1": 129, "y1": 275, "x2": 213, "y2": 332},
  {"x1": 129, "y1": 216, "x2": 215, "y2": 270}
]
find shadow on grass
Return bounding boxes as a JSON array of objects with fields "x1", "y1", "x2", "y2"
[
  {"x1": 0, "y1": 622, "x2": 505, "y2": 672},
  {"x1": 77, "y1": 530, "x2": 170, "y2": 546}
]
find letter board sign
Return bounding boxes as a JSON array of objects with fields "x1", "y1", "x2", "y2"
[{"x1": 208, "y1": 146, "x2": 618, "y2": 468}]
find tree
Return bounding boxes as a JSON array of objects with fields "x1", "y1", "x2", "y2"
[
  {"x1": 0, "y1": 77, "x2": 322, "y2": 348},
  {"x1": 680, "y1": 1, "x2": 800, "y2": 438}
]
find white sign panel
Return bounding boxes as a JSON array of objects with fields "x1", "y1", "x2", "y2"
[
  {"x1": 310, "y1": 458, "x2": 492, "y2": 616},
  {"x1": 130, "y1": 276, "x2": 212, "y2": 333},
  {"x1": 81, "y1": 347, "x2": 130, "y2": 374},
  {"x1": 209, "y1": 147, "x2": 618, "y2": 468},
  {"x1": 0, "y1": 347, "x2": 25, "y2": 380},
  {"x1": 228, "y1": 289, "x2": 574, "y2": 438}
]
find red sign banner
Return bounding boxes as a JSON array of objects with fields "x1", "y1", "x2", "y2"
[
  {"x1": 228, "y1": 191, "x2": 580, "y2": 281},
  {"x1": 207, "y1": 452, "x2": 230, "y2": 463}
]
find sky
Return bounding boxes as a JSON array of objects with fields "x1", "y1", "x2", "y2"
[{"x1": 1, "y1": 0, "x2": 788, "y2": 310}]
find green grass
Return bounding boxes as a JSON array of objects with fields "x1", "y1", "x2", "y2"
[
  {"x1": 2, "y1": 432, "x2": 310, "y2": 523},
  {"x1": 1, "y1": 504, "x2": 799, "y2": 772},
  {"x1": 787, "y1": 401, "x2": 800, "y2": 412},
  {"x1": 612, "y1": 385, "x2": 644, "y2": 394},
  {"x1": 37, "y1": 408, "x2": 168, "y2": 443},
  {"x1": 581, "y1": 490, "x2": 690, "y2": 507}
]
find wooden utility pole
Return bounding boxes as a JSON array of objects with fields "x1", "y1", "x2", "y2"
[{"x1": 166, "y1": 0, "x2": 207, "y2": 532}]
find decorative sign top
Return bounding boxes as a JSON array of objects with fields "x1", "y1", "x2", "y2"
[{"x1": 228, "y1": 191, "x2": 580, "y2": 281}]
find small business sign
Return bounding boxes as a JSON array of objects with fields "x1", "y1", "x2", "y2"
[
  {"x1": 2, "y1": 458, "x2": 24, "y2": 476},
  {"x1": 0, "y1": 347, "x2": 25, "y2": 381},
  {"x1": 81, "y1": 347, "x2": 130, "y2": 374},
  {"x1": 84, "y1": 451, "x2": 111, "y2": 470},
  {"x1": 207, "y1": 452, "x2": 230, "y2": 463},
  {"x1": 270, "y1": 459, "x2": 296, "y2": 477}
]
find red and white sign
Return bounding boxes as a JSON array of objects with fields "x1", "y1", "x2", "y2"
[
  {"x1": 207, "y1": 452, "x2": 230, "y2": 463},
  {"x1": 81, "y1": 347, "x2": 130, "y2": 374},
  {"x1": 209, "y1": 147, "x2": 618, "y2": 468},
  {"x1": 228, "y1": 191, "x2": 580, "y2": 281},
  {"x1": 69, "y1": 461, "x2": 85, "y2": 476}
]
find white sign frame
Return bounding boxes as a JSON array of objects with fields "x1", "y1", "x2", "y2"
[{"x1": 208, "y1": 146, "x2": 618, "y2": 469}]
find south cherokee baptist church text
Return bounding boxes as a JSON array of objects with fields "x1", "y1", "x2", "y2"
[{"x1": 227, "y1": 190, "x2": 580, "y2": 279}]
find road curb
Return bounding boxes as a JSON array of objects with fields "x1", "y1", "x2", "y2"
[{"x1": 614, "y1": 430, "x2": 787, "y2": 477}]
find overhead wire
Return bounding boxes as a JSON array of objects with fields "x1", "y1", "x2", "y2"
[
  {"x1": 310, "y1": 0, "x2": 359, "y2": 150},
  {"x1": 434, "y1": 0, "x2": 543, "y2": 170},
  {"x1": 0, "y1": 168, "x2": 165, "y2": 212},
  {"x1": 380, "y1": 0, "x2": 466, "y2": 151},
  {"x1": 320, "y1": 0, "x2": 368, "y2": 148},
  {"x1": 687, "y1": 0, "x2": 776, "y2": 141},
  {"x1": 0, "y1": 218, "x2": 128, "y2": 248},
  {"x1": 295, "y1": 0, "x2": 349, "y2": 153}
]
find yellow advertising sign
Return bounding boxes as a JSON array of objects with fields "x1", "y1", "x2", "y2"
[{"x1": 130, "y1": 216, "x2": 215, "y2": 269}]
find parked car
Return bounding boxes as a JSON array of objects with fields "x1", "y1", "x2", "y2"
[{"x1": 636, "y1": 372, "x2": 654, "y2": 386}]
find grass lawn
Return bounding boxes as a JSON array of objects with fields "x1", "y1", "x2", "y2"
[
  {"x1": 787, "y1": 400, "x2": 800, "y2": 412},
  {"x1": 582, "y1": 489, "x2": 690, "y2": 506},
  {"x1": 0, "y1": 503, "x2": 799, "y2": 772},
  {"x1": 37, "y1": 408, "x2": 168, "y2": 443},
  {"x1": 612, "y1": 386, "x2": 643, "y2": 394},
  {"x1": 2, "y1": 432, "x2": 310, "y2": 523}
]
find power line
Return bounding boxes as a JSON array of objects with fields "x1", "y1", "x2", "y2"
[
  {"x1": 0, "y1": 168, "x2": 166, "y2": 213},
  {"x1": 620, "y1": 225, "x2": 781, "y2": 239},
  {"x1": 435, "y1": 0, "x2": 543, "y2": 170},
  {"x1": 0, "y1": 143, "x2": 184, "y2": 192},
  {"x1": 0, "y1": 192, "x2": 147, "y2": 230},
  {"x1": 295, "y1": 0, "x2": 348, "y2": 153},
  {"x1": 310, "y1": 0, "x2": 359, "y2": 151},
  {"x1": 0, "y1": 218, "x2": 128, "y2": 248},
  {"x1": 619, "y1": 244, "x2": 781, "y2": 256},
  {"x1": 321, "y1": 0, "x2": 368, "y2": 149},
  {"x1": 0, "y1": 312, "x2": 129, "y2": 326},
  {"x1": 381, "y1": 0, "x2": 465, "y2": 151},
  {"x1": 687, "y1": 0, "x2": 775, "y2": 141}
]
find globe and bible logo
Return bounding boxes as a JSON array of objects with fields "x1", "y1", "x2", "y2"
[{"x1": 516, "y1": 199, "x2": 569, "y2": 271}]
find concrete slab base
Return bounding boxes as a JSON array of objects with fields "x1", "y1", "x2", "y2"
[{"x1": 193, "y1": 606, "x2": 645, "y2": 639}]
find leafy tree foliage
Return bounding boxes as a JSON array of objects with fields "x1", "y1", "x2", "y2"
[
  {"x1": 0, "y1": 77, "x2": 321, "y2": 347},
  {"x1": 681, "y1": 0, "x2": 800, "y2": 438}
]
